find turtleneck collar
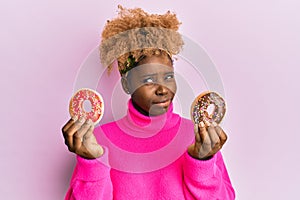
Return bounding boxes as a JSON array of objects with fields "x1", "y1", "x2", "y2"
[{"x1": 118, "y1": 99, "x2": 180, "y2": 138}]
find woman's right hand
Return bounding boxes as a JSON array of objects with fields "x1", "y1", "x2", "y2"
[{"x1": 62, "y1": 117, "x2": 104, "y2": 159}]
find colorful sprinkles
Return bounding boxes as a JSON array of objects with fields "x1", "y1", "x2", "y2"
[
  {"x1": 69, "y1": 88, "x2": 104, "y2": 125},
  {"x1": 191, "y1": 91, "x2": 226, "y2": 124}
]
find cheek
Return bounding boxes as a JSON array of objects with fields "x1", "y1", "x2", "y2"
[
  {"x1": 173, "y1": 82, "x2": 177, "y2": 94},
  {"x1": 129, "y1": 81, "x2": 152, "y2": 94},
  {"x1": 132, "y1": 87, "x2": 153, "y2": 101},
  {"x1": 166, "y1": 81, "x2": 177, "y2": 94}
]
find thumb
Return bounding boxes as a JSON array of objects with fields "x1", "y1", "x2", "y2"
[{"x1": 94, "y1": 144, "x2": 104, "y2": 157}]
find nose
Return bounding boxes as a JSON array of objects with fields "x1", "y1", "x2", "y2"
[{"x1": 155, "y1": 84, "x2": 168, "y2": 96}]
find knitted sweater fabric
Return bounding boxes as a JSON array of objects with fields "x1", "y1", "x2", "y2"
[{"x1": 65, "y1": 100, "x2": 235, "y2": 200}]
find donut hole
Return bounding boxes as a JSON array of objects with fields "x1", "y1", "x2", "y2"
[
  {"x1": 83, "y1": 100, "x2": 92, "y2": 112},
  {"x1": 207, "y1": 104, "x2": 215, "y2": 117}
]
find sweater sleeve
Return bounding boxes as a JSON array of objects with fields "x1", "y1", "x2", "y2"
[
  {"x1": 64, "y1": 149, "x2": 113, "y2": 200},
  {"x1": 182, "y1": 151, "x2": 235, "y2": 199}
]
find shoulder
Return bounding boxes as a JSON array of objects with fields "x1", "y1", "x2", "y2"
[
  {"x1": 94, "y1": 115, "x2": 128, "y2": 135},
  {"x1": 92, "y1": 118, "x2": 125, "y2": 146},
  {"x1": 95, "y1": 119, "x2": 121, "y2": 133},
  {"x1": 175, "y1": 115, "x2": 195, "y2": 137},
  {"x1": 181, "y1": 116, "x2": 194, "y2": 125},
  {"x1": 99, "y1": 120, "x2": 118, "y2": 129},
  {"x1": 178, "y1": 115, "x2": 194, "y2": 128}
]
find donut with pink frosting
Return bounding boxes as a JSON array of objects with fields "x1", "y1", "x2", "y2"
[{"x1": 69, "y1": 88, "x2": 104, "y2": 125}]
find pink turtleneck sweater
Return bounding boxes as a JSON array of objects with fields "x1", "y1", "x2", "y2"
[{"x1": 65, "y1": 100, "x2": 235, "y2": 200}]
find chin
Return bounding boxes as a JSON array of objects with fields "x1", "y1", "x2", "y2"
[{"x1": 149, "y1": 105, "x2": 168, "y2": 116}]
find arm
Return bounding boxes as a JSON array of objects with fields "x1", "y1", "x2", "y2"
[
  {"x1": 62, "y1": 117, "x2": 113, "y2": 200},
  {"x1": 65, "y1": 155, "x2": 113, "y2": 200},
  {"x1": 182, "y1": 151, "x2": 235, "y2": 199},
  {"x1": 184, "y1": 121, "x2": 235, "y2": 199}
]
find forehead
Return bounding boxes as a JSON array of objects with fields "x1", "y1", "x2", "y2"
[
  {"x1": 128, "y1": 54, "x2": 174, "y2": 77},
  {"x1": 131, "y1": 63, "x2": 174, "y2": 76},
  {"x1": 129, "y1": 63, "x2": 174, "y2": 79}
]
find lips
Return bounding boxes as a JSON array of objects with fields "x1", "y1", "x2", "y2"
[{"x1": 152, "y1": 99, "x2": 171, "y2": 107}]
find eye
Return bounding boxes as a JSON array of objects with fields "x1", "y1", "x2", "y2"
[
  {"x1": 165, "y1": 74, "x2": 174, "y2": 80},
  {"x1": 143, "y1": 77, "x2": 154, "y2": 83}
]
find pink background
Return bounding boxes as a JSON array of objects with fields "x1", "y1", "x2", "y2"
[{"x1": 1, "y1": 0, "x2": 299, "y2": 199}]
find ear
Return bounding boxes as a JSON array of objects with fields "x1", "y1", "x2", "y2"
[{"x1": 121, "y1": 76, "x2": 131, "y2": 94}]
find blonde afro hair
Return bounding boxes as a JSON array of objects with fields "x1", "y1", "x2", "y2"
[{"x1": 99, "y1": 5, "x2": 184, "y2": 75}]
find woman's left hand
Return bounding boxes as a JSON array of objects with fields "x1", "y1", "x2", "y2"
[{"x1": 188, "y1": 121, "x2": 228, "y2": 160}]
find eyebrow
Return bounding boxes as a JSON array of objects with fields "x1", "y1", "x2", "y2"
[
  {"x1": 140, "y1": 73, "x2": 157, "y2": 77},
  {"x1": 140, "y1": 71, "x2": 174, "y2": 77}
]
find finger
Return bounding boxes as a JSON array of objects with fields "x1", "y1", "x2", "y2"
[
  {"x1": 82, "y1": 125, "x2": 98, "y2": 158},
  {"x1": 62, "y1": 116, "x2": 78, "y2": 133},
  {"x1": 198, "y1": 121, "x2": 211, "y2": 152},
  {"x1": 73, "y1": 119, "x2": 93, "y2": 151},
  {"x1": 194, "y1": 123, "x2": 199, "y2": 134},
  {"x1": 198, "y1": 121, "x2": 206, "y2": 140},
  {"x1": 64, "y1": 117, "x2": 86, "y2": 150},
  {"x1": 215, "y1": 125, "x2": 228, "y2": 145},
  {"x1": 194, "y1": 123, "x2": 201, "y2": 142},
  {"x1": 204, "y1": 120, "x2": 211, "y2": 127},
  {"x1": 207, "y1": 124, "x2": 221, "y2": 149},
  {"x1": 83, "y1": 122, "x2": 95, "y2": 141}
]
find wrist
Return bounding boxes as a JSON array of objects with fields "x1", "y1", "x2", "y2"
[{"x1": 187, "y1": 146, "x2": 214, "y2": 160}]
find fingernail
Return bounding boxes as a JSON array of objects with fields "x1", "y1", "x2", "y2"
[
  {"x1": 199, "y1": 121, "x2": 205, "y2": 127},
  {"x1": 212, "y1": 122, "x2": 218, "y2": 126},
  {"x1": 79, "y1": 117, "x2": 85, "y2": 123},
  {"x1": 204, "y1": 120, "x2": 211, "y2": 126},
  {"x1": 72, "y1": 116, "x2": 78, "y2": 121},
  {"x1": 87, "y1": 119, "x2": 93, "y2": 125}
]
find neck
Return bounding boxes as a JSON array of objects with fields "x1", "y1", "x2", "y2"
[
  {"x1": 131, "y1": 100, "x2": 150, "y2": 116},
  {"x1": 119, "y1": 99, "x2": 179, "y2": 138}
]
